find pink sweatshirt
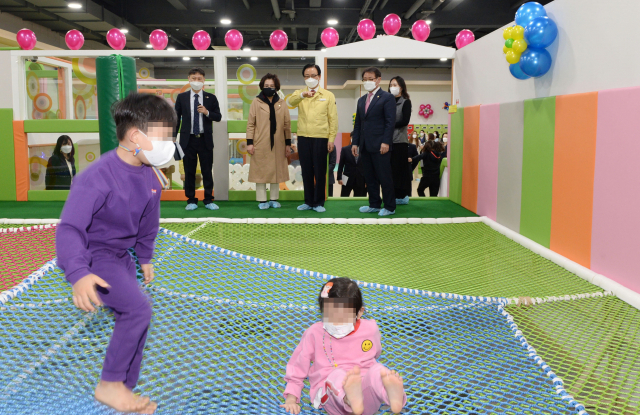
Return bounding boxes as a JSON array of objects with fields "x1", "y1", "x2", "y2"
[{"x1": 284, "y1": 319, "x2": 383, "y2": 404}]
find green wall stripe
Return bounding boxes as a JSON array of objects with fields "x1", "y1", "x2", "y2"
[
  {"x1": 24, "y1": 120, "x2": 100, "y2": 133},
  {"x1": 28, "y1": 190, "x2": 70, "y2": 201},
  {"x1": 0, "y1": 109, "x2": 17, "y2": 201},
  {"x1": 449, "y1": 109, "x2": 465, "y2": 205},
  {"x1": 520, "y1": 97, "x2": 556, "y2": 247},
  {"x1": 228, "y1": 120, "x2": 297, "y2": 133}
]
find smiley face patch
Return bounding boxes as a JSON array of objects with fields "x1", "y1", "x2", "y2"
[{"x1": 361, "y1": 340, "x2": 373, "y2": 352}]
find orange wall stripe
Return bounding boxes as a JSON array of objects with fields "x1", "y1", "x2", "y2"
[
  {"x1": 13, "y1": 121, "x2": 29, "y2": 201},
  {"x1": 550, "y1": 92, "x2": 598, "y2": 267},
  {"x1": 461, "y1": 105, "x2": 480, "y2": 212},
  {"x1": 160, "y1": 189, "x2": 204, "y2": 201}
]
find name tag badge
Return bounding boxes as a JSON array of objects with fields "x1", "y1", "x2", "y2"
[{"x1": 319, "y1": 98, "x2": 327, "y2": 101}]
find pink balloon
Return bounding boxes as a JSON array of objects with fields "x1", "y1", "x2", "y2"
[
  {"x1": 192, "y1": 30, "x2": 211, "y2": 50},
  {"x1": 225, "y1": 29, "x2": 243, "y2": 50},
  {"x1": 270, "y1": 30, "x2": 288, "y2": 51},
  {"x1": 429, "y1": 109, "x2": 434, "y2": 114},
  {"x1": 382, "y1": 14, "x2": 402, "y2": 36},
  {"x1": 411, "y1": 20, "x2": 430, "y2": 42},
  {"x1": 426, "y1": 104, "x2": 431, "y2": 109},
  {"x1": 65, "y1": 29, "x2": 84, "y2": 50},
  {"x1": 420, "y1": 104, "x2": 426, "y2": 110},
  {"x1": 106, "y1": 28, "x2": 126, "y2": 50},
  {"x1": 357, "y1": 19, "x2": 376, "y2": 40},
  {"x1": 149, "y1": 29, "x2": 168, "y2": 50},
  {"x1": 16, "y1": 29, "x2": 37, "y2": 50},
  {"x1": 419, "y1": 110, "x2": 424, "y2": 115},
  {"x1": 455, "y1": 29, "x2": 475, "y2": 49},
  {"x1": 321, "y1": 27, "x2": 339, "y2": 48}
]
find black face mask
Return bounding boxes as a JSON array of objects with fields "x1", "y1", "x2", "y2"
[{"x1": 262, "y1": 88, "x2": 276, "y2": 97}]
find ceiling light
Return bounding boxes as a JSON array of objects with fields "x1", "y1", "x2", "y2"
[
  {"x1": 167, "y1": 47, "x2": 175, "y2": 51},
  {"x1": 146, "y1": 44, "x2": 152, "y2": 48},
  {"x1": 120, "y1": 28, "x2": 129, "y2": 34},
  {"x1": 440, "y1": 58, "x2": 448, "y2": 61},
  {"x1": 250, "y1": 57, "x2": 258, "y2": 61},
  {"x1": 327, "y1": 19, "x2": 338, "y2": 25},
  {"x1": 220, "y1": 19, "x2": 231, "y2": 24},
  {"x1": 183, "y1": 56, "x2": 191, "y2": 60},
  {"x1": 321, "y1": 48, "x2": 327, "y2": 52},
  {"x1": 243, "y1": 47, "x2": 251, "y2": 51},
  {"x1": 201, "y1": 8, "x2": 215, "y2": 13},
  {"x1": 426, "y1": 20, "x2": 432, "y2": 25},
  {"x1": 378, "y1": 58, "x2": 385, "y2": 61},
  {"x1": 68, "y1": 2, "x2": 82, "y2": 9}
]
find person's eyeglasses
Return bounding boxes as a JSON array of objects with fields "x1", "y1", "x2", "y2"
[{"x1": 362, "y1": 78, "x2": 376, "y2": 82}]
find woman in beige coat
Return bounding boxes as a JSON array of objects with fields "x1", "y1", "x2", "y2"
[{"x1": 246, "y1": 73, "x2": 292, "y2": 209}]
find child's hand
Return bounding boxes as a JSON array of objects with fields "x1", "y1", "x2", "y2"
[
  {"x1": 279, "y1": 395, "x2": 300, "y2": 414},
  {"x1": 141, "y1": 264, "x2": 154, "y2": 284},
  {"x1": 72, "y1": 273, "x2": 111, "y2": 312}
]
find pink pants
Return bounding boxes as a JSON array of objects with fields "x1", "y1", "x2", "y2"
[{"x1": 319, "y1": 363, "x2": 407, "y2": 415}]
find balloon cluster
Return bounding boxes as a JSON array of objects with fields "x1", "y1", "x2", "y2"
[
  {"x1": 419, "y1": 104, "x2": 434, "y2": 119},
  {"x1": 504, "y1": 2, "x2": 558, "y2": 79},
  {"x1": 443, "y1": 102, "x2": 450, "y2": 111}
]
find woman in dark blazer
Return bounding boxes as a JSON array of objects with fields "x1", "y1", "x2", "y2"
[{"x1": 45, "y1": 135, "x2": 76, "y2": 190}]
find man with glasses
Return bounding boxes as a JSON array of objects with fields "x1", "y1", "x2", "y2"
[
  {"x1": 288, "y1": 64, "x2": 338, "y2": 213},
  {"x1": 351, "y1": 67, "x2": 397, "y2": 216}
]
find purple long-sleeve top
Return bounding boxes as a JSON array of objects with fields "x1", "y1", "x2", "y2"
[{"x1": 56, "y1": 150, "x2": 162, "y2": 286}]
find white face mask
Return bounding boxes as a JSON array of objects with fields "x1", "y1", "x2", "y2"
[
  {"x1": 443, "y1": 137, "x2": 448, "y2": 143},
  {"x1": 190, "y1": 81, "x2": 204, "y2": 91},
  {"x1": 412, "y1": 134, "x2": 417, "y2": 138},
  {"x1": 323, "y1": 322, "x2": 355, "y2": 339},
  {"x1": 137, "y1": 130, "x2": 176, "y2": 167},
  {"x1": 305, "y1": 77, "x2": 319, "y2": 89},
  {"x1": 60, "y1": 145, "x2": 73, "y2": 154},
  {"x1": 390, "y1": 86, "x2": 400, "y2": 96},
  {"x1": 363, "y1": 81, "x2": 377, "y2": 92}
]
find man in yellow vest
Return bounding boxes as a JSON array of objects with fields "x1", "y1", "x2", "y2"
[{"x1": 288, "y1": 64, "x2": 338, "y2": 213}]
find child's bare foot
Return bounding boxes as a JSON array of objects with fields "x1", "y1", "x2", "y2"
[
  {"x1": 381, "y1": 368, "x2": 405, "y2": 414},
  {"x1": 342, "y1": 366, "x2": 364, "y2": 415},
  {"x1": 139, "y1": 400, "x2": 158, "y2": 414},
  {"x1": 94, "y1": 380, "x2": 153, "y2": 414}
]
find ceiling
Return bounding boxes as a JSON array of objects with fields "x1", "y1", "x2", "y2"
[{"x1": 0, "y1": 0, "x2": 553, "y2": 51}]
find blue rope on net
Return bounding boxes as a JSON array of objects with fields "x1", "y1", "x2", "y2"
[{"x1": 0, "y1": 230, "x2": 584, "y2": 414}]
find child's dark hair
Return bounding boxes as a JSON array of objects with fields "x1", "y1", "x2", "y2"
[
  {"x1": 318, "y1": 277, "x2": 364, "y2": 314},
  {"x1": 112, "y1": 93, "x2": 177, "y2": 141}
]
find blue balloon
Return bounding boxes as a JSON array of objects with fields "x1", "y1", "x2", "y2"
[
  {"x1": 515, "y1": 2, "x2": 547, "y2": 27},
  {"x1": 510, "y1": 63, "x2": 531, "y2": 80},
  {"x1": 524, "y1": 16, "x2": 558, "y2": 48},
  {"x1": 519, "y1": 47, "x2": 553, "y2": 77}
]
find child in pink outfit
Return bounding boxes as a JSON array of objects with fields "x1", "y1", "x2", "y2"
[{"x1": 281, "y1": 278, "x2": 407, "y2": 415}]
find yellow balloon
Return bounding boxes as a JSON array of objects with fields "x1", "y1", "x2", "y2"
[
  {"x1": 503, "y1": 27, "x2": 513, "y2": 40},
  {"x1": 512, "y1": 39, "x2": 528, "y2": 54},
  {"x1": 506, "y1": 50, "x2": 521, "y2": 64},
  {"x1": 512, "y1": 25, "x2": 525, "y2": 40},
  {"x1": 503, "y1": 45, "x2": 510, "y2": 54}
]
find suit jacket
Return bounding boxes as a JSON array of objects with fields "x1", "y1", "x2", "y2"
[
  {"x1": 45, "y1": 153, "x2": 76, "y2": 190},
  {"x1": 337, "y1": 145, "x2": 363, "y2": 181},
  {"x1": 174, "y1": 90, "x2": 222, "y2": 151},
  {"x1": 351, "y1": 89, "x2": 396, "y2": 153}
]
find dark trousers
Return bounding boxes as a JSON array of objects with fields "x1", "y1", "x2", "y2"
[
  {"x1": 184, "y1": 134, "x2": 213, "y2": 205},
  {"x1": 298, "y1": 136, "x2": 328, "y2": 207},
  {"x1": 391, "y1": 143, "x2": 410, "y2": 199},
  {"x1": 340, "y1": 175, "x2": 367, "y2": 197},
  {"x1": 361, "y1": 149, "x2": 396, "y2": 211},
  {"x1": 417, "y1": 173, "x2": 440, "y2": 197}
]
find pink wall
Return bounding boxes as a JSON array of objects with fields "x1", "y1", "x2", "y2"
[
  {"x1": 476, "y1": 104, "x2": 500, "y2": 220},
  {"x1": 591, "y1": 86, "x2": 640, "y2": 292}
]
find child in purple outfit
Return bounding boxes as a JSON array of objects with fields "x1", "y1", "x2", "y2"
[{"x1": 56, "y1": 93, "x2": 178, "y2": 414}]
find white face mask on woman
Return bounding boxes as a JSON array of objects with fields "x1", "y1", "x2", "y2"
[
  {"x1": 390, "y1": 86, "x2": 400, "y2": 96},
  {"x1": 60, "y1": 145, "x2": 73, "y2": 154},
  {"x1": 323, "y1": 321, "x2": 355, "y2": 339}
]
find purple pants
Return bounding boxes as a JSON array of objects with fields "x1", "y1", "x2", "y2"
[
  {"x1": 320, "y1": 363, "x2": 407, "y2": 415},
  {"x1": 90, "y1": 250, "x2": 152, "y2": 389}
]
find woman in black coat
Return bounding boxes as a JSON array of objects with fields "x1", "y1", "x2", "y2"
[
  {"x1": 45, "y1": 135, "x2": 76, "y2": 190},
  {"x1": 409, "y1": 140, "x2": 446, "y2": 197}
]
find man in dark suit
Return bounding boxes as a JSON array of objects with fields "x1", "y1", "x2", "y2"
[
  {"x1": 351, "y1": 67, "x2": 396, "y2": 215},
  {"x1": 337, "y1": 135, "x2": 367, "y2": 197},
  {"x1": 174, "y1": 67, "x2": 222, "y2": 211}
]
